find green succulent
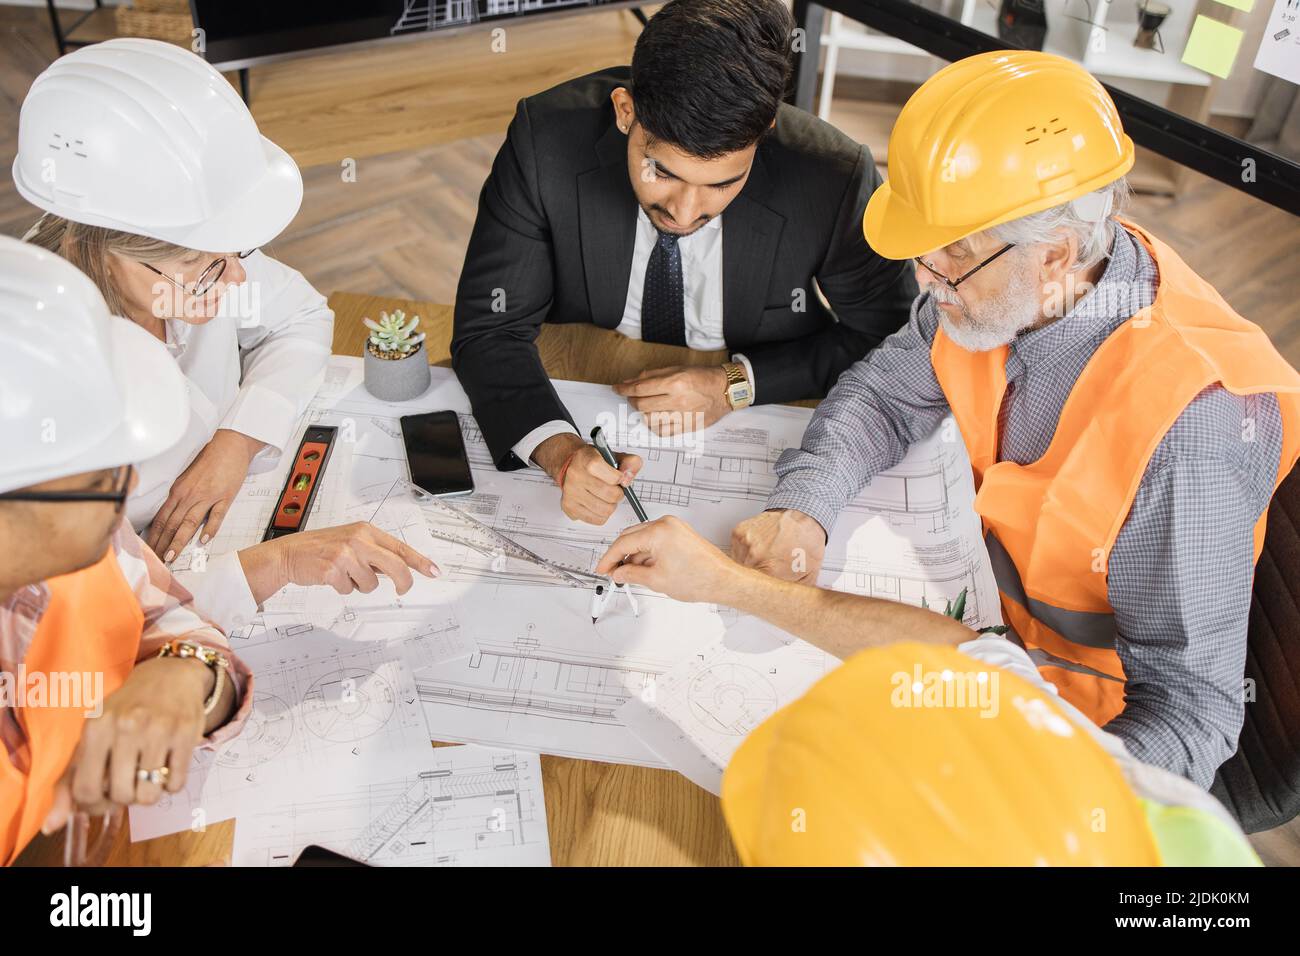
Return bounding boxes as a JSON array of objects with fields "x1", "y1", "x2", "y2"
[
  {"x1": 364, "y1": 309, "x2": 425, "y2": 357},
  {"x1": 922, "y1": 587, "x2": 1008, "y2": 635}
]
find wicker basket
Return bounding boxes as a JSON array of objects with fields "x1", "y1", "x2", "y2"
[{"x1": 115, "y1": 2, "x2": 194, "y2": 47}]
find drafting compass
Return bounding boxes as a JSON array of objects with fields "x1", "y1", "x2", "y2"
[{"x1": 590, "y1": 578, "x2": 639, "y2": 623}]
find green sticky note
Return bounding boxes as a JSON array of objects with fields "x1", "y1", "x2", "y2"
[
  {"x1": 1181, "y1": 15, "x2": 1245, "y2": 79},
  {"x1": 1211, "y1": 0, "x2": 1254, "y2": 11}
]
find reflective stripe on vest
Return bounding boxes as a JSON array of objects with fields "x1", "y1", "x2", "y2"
[
  {"x1": 1023, "y1": 646, "x2": 1122, "y2": 683},
  {"x1": 985, "y1": 530, "x2": 1117, "y2": 650},
  {"x1": 1000, "y1": 602, "x2": 1124, "y2": 686},
  {"x1": 0, "y1": 547, "x2": 141, "y2": 865},
  {"x1": 930, "y1": 221, "x2": 1300, "y2": 725}
]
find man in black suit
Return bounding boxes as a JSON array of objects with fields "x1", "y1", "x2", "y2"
[{"x1": 452, "y1": 0, "x2": 916, "y2": 525}]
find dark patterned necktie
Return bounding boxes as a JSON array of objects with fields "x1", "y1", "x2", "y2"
[{"x1": 640, "y1": 230, "x2": 687, "y2": 346}]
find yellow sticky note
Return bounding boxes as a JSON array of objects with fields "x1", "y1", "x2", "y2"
[
  {"x1": 1212, "y1": 0, "x2": 1254, "y2": 11},
  {"x1": 1181, "y1": 15, "x2": 1245, "y2": 79}
]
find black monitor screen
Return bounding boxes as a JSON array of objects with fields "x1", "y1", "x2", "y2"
[{"x1": 192, "y1": 1, "x2": 630, "y2": 67}]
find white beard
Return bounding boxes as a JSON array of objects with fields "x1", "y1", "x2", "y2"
[{"x1": 929, "y1": 262, "x2": 1042, "y2": 352}]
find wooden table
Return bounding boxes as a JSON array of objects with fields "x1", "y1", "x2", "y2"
[{"x1": 19, "y1": 292, "x2": 749, "y2": 867}]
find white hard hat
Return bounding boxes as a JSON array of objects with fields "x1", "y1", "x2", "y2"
[
  {"x1": 12, "y1": 38, "x2": 302, "y2": 253},
  {"x1": 0, "y1": 235, "x2": 190, "y2": 495}
]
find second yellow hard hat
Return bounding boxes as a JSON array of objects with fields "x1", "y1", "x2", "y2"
[
  {"x1": 720, "y1": 642, "x2": 1161, "y2": 866},
  {"x1": 863, "y1": 50, "x2": 1135, "y2": 260}
]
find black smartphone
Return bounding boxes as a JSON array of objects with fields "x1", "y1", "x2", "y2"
[
  {"x1": 292, "y1": 844, "x2": 369, "y2": 867},
  {"x1": 400, "y1": 410, "x2": 475, "y2": 498}
]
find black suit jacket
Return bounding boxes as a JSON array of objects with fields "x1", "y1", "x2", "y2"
[{"x1": 452, "y1": 67, "x2": 917, "y2": 469}]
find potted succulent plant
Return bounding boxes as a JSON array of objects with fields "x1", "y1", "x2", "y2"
[{"x1": 363, "y1": 309, "x2": 431, "y2": 401}]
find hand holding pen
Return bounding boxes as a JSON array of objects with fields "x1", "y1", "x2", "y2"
[
  {"x1": 590, "y1": 426, "x2": 648, "y2": 522},
  {"x1": 541, "y1": 432, "x2": 642, "y2": 526}
]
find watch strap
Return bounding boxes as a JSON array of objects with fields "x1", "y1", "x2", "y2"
[{"x1": 722, "y1": 362, "x2": 753, "y2": 410}]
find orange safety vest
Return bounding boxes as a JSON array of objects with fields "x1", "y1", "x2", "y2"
[
  {"x1": 0, "y1": 548, "x2": 141, "y2": 864},
  {"x1": 931, "y1": 221, "x2": 1300, "y2": 725}
]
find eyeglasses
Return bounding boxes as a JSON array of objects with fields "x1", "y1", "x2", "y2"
[
  {"x1": 0, "y1": 465, "x2": 133, "y2": 514},
  {"x1": 142, "y1": 248, "x2": 258, "y2": 298},
  {"x1": 916, "y1": 243, "x2": 1016, "y2": 291}
]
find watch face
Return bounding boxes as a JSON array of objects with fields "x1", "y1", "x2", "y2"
[{"x1": 729, "y1": 383, "x2": 752, "y2": 406}]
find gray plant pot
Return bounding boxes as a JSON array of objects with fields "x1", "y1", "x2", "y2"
[{"x1": 364, "y1": 340, "x2": 432, "y2": 401}]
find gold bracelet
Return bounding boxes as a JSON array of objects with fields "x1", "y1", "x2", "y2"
[{"x1": 157, "y1": 639, "x2": 230, "y2": 716}]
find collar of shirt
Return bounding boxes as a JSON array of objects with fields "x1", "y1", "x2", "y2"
[
  {"x1": 1004, "y1": 225, "x2": 1146, "y2": 382},
  {"x1": 635, "y1": 206, "x2": 723, "y2": 256},
  {"x1": 0, "y1": 582, "x2": 50, "y2": 676},
  {"x1": 162, "y1": 314, "x2": 193, "y2": 359}
]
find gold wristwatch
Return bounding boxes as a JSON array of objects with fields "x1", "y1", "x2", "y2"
[
  {"x1": 157, "y1": 639, "x2": 230, "y2": 716},
  {"x1": 722, "y1": 361, "x2": 753, "y2": 410}
]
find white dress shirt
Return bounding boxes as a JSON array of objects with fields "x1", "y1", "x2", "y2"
[
  {"x1": 153, "y1": 251, "x2": 331, "y2": 633},
  {"x1": 127, "y1": 250, "x2": 334, "y2": 532},
  {"x1": 512, "y1": 208, "x2": 754, "y2": 465},
  {"x1": 617, "y1": 207, "x2": 727, "y2": 348}
]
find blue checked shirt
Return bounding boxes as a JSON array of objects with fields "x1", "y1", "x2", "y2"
[{"x1": 767, "y1": 225, "x2": 1283, "y2": 788}]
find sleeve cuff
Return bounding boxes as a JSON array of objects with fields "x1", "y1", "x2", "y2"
[
  {"x1": 173, "y1": 551, "x2": 261, "y2": 635},
  {"x1": 198, "y1": 649, "x2": 254, "y2": 750},
  {"x1": 170, "y1": 553, "x2": 258, "y2": 746},
  {"x1": 219, "y1": 384, "x2": 300, "y2": 455},
  {"x1": 512, "y1": 420, "x2": 580, "y2": 468},
  {"x1": 763, "y1": 486, "x2": 841, "y2": 540},
  {"x1": 731, "y1": 353, "x2": 756, "y2": 403}
]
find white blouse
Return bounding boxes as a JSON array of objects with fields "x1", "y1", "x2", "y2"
[{"x1": 126, "y1": 250, "x2": 333, "y2": 532}]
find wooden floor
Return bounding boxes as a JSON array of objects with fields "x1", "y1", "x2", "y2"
[{"x1": 2, "y1": 3, "x2": 1298, "y2": 865}]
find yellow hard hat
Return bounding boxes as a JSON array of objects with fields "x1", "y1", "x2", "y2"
[
  {"x1": 863, "y1": 50, "x2": 1135, "y2": 260},
  {"x1": 720, "y1": 642, "x2": 1161, "y2": 866}
]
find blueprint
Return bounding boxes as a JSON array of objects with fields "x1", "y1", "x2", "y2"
[
  {"x1": 128, "y1": 628, "x2": 437, "y2": 841},
  {"x1": 181, "y1": 357, "x2": 996, "y2": 630},
  {"x1": 820, "y1": 423, "x2": 1001, "y2": 631},
  {"x1": 414, "y1": 582, "x2": 735, "y2": 766},
  {"x1": 231, "y1": 744, "x2": 550, "y2": 867},
  {"x1": 420, "y1": 364, "x2": 996, "y2": 630},
  {"x1": 160, "y1": 356, "x2": 997, "y2": 774},
  {"x1": 618, "y1": 617, "x2": 841, "y2": 795}
]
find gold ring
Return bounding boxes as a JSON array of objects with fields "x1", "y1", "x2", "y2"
[{"x1": 136, "y1": 767, "x2": 170, "y2": 786}]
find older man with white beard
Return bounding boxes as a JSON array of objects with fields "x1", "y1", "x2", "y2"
[{"x1": 726, "y1": 51, "x2": 1300, "y2": 788}]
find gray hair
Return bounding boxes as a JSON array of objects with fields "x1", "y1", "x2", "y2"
[{"x1": 982, "y1": 177, "x2": 1131, "y2": 272}]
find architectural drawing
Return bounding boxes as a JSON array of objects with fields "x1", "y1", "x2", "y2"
[
  {"x1": 411, "y1": 366, "x2": 991, "y2": 627},
  {"x1": 619, "y1": 617, "x2": 842, "y2": 794},
  {"x1": 414, "y1": 583, "x2": 735, "y2": 765},
  {"x1": 161, "y1": 357, "x2": 995, "y2": 776},
  {"x1": 199, "y1": 358, "x2": 997, "y2": 767},
  {"x1": 232, "y1": 745, "x2": 550, "y2": 867},
  {"x1": 232, "y1": 358, "x2": 988, "y2": 595},
  {"x1": 129, "y1": 628, "x2": 435, "y2": 841},
  {"x1": 686, "y1": 662, "x2": 779, "y2": 736},
  {"x1": 820, "y1": 422, "x2": 1001, "y2": 631}
]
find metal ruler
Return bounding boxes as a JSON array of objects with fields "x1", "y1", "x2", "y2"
[{"x1": 412, "y1": 484, "x2": 603, "y2": 588}]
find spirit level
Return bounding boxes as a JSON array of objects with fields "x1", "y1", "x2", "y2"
[{"x1": 263, "y1": 425, "x2": 337, "y2": 541}]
